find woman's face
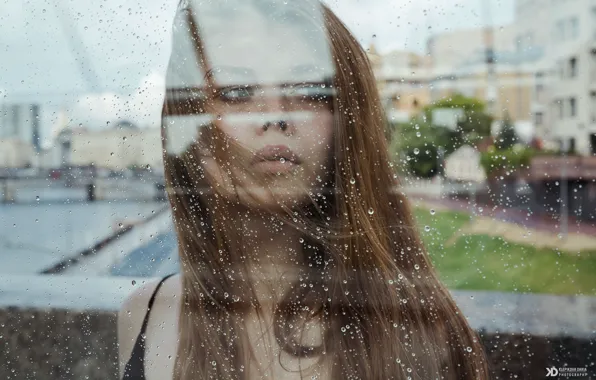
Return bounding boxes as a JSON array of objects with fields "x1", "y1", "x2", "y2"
[{"x1": 197, "y1": 9, "x2": 335, "y2": 212}]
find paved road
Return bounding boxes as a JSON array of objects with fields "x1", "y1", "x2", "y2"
[{"x1": 110, "y1": 229, "x2": 179, "y2": 277}]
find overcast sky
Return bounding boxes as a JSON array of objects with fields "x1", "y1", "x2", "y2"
[{"x1": 0, "y1": 0, "x2": 514, "y2": 145}]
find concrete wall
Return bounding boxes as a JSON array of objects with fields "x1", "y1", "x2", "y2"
[{"x1": 1, "y1": 275, "x2": 594, "y2": 380}]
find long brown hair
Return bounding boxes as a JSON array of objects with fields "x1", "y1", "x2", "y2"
[{"x1": 161, "y1": 1, "x2": 490, "y2": 379}]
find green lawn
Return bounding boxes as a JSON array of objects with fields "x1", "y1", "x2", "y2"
[{"x1": 413, "y1": 208, "x2": 596, "y2": 296}]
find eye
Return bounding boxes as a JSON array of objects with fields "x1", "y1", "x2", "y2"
[
  {"x1": 283, "y1": 83, "x2": 332, "y2": 102},
  {"x1": 218, "y1": 86, "x2": 254, "y2": 102}
]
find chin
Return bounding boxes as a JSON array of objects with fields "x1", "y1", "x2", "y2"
[{"x1": 235, "y1": 185, "x2": 312, "y2": 213}]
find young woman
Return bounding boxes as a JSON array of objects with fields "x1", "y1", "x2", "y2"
[{"x1": 118, "y1": 1, "x2": 491, "y2": 379}]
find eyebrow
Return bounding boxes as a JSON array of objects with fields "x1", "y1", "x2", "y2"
[{"x1": 204, "y1": 66, "x2": 258, "y2": 82}]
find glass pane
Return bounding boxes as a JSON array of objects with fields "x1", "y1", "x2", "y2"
[{"x1": 1, "y1": 0, "x2": 594, "y2": 379}]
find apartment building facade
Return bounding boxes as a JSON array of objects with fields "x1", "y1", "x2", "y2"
[
  {"x1": 516, "y1": 0, "x2": 596, "y2": 154},
  {"x1": 427, "y1": 25, "x2": 536, "y2": 122}
]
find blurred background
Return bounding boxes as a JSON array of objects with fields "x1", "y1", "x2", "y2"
[{"x1": 0, "y1": 0, "x2": 594, "y2": 378}]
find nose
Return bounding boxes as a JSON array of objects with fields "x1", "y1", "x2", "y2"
[{"x1": 256, "y1": 88, "x2": 295, "y2": 135}]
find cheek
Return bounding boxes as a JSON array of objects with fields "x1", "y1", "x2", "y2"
[
  {"x1": 303, "y1": 112, "x2": 334, "y2": 166},
  {"x1": 216, "y1": 121, "x2": 248, "y2": 143}
]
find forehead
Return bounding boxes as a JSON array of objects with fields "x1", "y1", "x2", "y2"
[{"x1": 168, "y1": 0, "x2": 334, "y2": 87}]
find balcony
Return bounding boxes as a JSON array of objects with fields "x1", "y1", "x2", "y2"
[{"x1": 530, "y1": 155, "x2": 596, "y2": 181}]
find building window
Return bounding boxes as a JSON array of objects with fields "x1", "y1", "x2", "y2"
[
  {"x1": 591, "y1": 49, "x2": 596, "y2": 81},
  {"x1": 569, "y1": 97, "x2": 577, "y2": 117},
  {"x1": 534, "y1": 112, "x2": 544, "y2": 126},
  {"x1": 569, "y1": 57, "x2": 577, "y2": 78}
]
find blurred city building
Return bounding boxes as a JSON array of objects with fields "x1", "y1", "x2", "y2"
[
  {"x1": 0, "y1": 138, "x2": 35, "y2": 168},
  {"x1": 369, "y1": 48, "x2": 432, "y2": 123},
  {"x1": 427, "y1": 25, "x2": 535, "y2": 123},
  {"x1": 369, "y1": 0, "x2": 596, "y2": 156},
  {"x1": 515, "y1": 0, "x2": 596, "y2": 155},
  {"x1": 0, "y1": 103, "x2": 41, "y2": 167},
  {"x1": 56, "y1": 123, "x2": 163, "y2": 171}
]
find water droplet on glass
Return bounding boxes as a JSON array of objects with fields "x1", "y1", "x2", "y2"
[
  {"x1": 424, "y1": 225, "x2": 430, "y2": 232},
  {"x1": 132, "y1": 280, "x2": 136, "y2": 285},
  {"x1": 368, "y1": 208, "x2": 374, "y2": 215},
  {"x1": 430, "y1": 209, "x2": 435, "y2": 215},
  {"x1": 350, "y1": 178, "x2": 356, "y2": 185},
  {"x1": 413, "y1": 148, "x2": 420, "y2": 155}
]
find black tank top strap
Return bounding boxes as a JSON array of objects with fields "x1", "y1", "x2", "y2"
[
  {"x1": 122, "y1": 272, "x2": 177, "y2": 380},
  {"x1": 139, "y1": 272, "x2": 176, "y2": 336}
]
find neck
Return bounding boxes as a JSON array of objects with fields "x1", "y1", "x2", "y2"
[
  {"x1": 234, "y1": 207, "x2": 304, "y2": 267},
  {"x1": 228, "y1": 206, "x2": 305, "y2": 304}
]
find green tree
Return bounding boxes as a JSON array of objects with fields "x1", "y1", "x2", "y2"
[
  {"x1": 495, "y1": 113, "x2": 518, "y2": 150},
  {"x1": 389, "y1": 93, "x2": 493, "y2": 178}
]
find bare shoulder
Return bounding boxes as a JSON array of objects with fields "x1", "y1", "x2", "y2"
[{"x1": 117, "y1": 274, "x2": 181, "y2": 378}]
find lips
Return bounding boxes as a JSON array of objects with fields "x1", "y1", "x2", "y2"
[{"x1": 252, "y1": 145, "x2": 302, "y2": 165}]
